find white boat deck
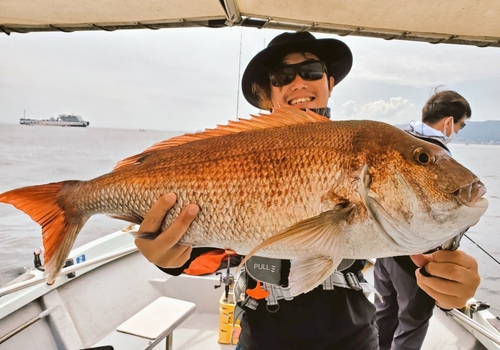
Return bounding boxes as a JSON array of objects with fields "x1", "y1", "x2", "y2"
[
  {"x1": 0, "y1": 229, "x2": 499, "y2": 350},
  {"x1": 172, "y1": 314, "x2": 235, "y2": 350}
]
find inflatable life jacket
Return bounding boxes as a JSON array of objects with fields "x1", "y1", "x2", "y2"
[{"x1": 237, "y1": 257, "x2": 378, "y2": 311}]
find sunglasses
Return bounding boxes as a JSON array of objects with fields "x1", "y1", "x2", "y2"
[
  {"x1": 459, "y1": 121, "x2": 466, "y2": 130},
  {"x1": 268, "y1": 60, "x2": 327, "y2": 87}
]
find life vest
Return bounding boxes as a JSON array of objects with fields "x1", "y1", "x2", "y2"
[{"x1": 236, "y1": 257, "x2": 378, "y2": 312}]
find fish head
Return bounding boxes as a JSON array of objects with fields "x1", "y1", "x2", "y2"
[{"x1": 359, "y1": 122, "x2": 488, "y2": 252}]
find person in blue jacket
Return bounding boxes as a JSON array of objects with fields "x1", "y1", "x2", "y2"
[{"x1": 375, "y1": 89, "x2": 474, "y2": 350}]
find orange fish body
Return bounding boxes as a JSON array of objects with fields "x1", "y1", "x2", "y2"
[{"x1": 0, "y1": 108, "x2": 488, "y2": 295}]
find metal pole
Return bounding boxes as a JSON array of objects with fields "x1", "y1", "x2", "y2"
[
  {"x1": 235, "y1": 27, "x2": 243, "y2": 118},
  {"x1": 0, "y1": 308, "x2": 54, "y2": 344},
  {"x1": 447, "y1": 308, "x2": 500, "y2": 345},
  {"x1": 165, "y1": 333, "x2": 173, "y2": 350}
]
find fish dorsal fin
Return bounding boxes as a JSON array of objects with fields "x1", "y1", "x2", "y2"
[{"x1": 113, "y1": 107, "x2": 329, "y2": 170}]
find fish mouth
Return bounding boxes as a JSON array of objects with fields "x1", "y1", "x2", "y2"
[{"x1": 456, "y1": 180, "x2": 488, "y2": 208}]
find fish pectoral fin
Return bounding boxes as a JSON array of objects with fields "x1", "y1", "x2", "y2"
[
  {"x1": 237, "y1": 207, "x2": 353, "y2": 273},
  {"x1": 107, "y1": 214, "x2": 143, "y2": 225},
  {"x1": 289, "y1": 256, "x2": 339, "y2": 296}
]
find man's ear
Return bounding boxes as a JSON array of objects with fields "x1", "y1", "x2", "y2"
[{"x1": 328, "y1": 76, "x2": 335, "y2": 93}]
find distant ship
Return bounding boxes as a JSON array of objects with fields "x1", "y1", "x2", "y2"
[{"x1": 20, "y1": 114, "x2": 90, "y2": 127}]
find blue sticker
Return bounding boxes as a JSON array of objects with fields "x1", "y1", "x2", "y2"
[{"x1": 75, "y1": 254, "x2": 86, "y2": 264}]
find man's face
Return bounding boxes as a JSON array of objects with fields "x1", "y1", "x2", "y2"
[
  {"x1": 444, "y1": 116, "x2": 467, "y2": 136},
  {"x1": 270, "y1": 52, "x2": 335, "y2": 110}
]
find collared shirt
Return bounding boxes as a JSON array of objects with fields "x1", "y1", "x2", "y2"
[{"x1": 405, "y1": 120, "x2": 451, "y2": 156}]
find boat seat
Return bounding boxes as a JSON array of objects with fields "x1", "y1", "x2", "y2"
[{"x1": 92, "y1": 296, "x2": 196, "y2": 350}]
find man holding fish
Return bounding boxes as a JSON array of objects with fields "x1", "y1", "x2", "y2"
[
  {"x1": 136, "y1": 32, "x2": 483, "y2": 349},
  {"x1": 0, "y1": 30, "x2": 485, "y2": 350}
]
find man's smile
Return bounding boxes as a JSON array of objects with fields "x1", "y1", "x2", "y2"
[{"x1": 288, "y1": 96, "x2": 315, "y2": 105}]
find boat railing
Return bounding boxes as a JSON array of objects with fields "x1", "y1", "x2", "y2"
[
  {"x1": 0, "y1": 245, "x2": 138, "y2": 298},
  {"x1": 446, "y1": 308, "x2": 500, "y2": 347}
]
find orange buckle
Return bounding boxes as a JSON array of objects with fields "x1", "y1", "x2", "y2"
[{"x1": 246, "y1": 281, "x2": 270, "y2": 300}]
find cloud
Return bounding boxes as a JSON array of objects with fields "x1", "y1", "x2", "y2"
[
  {"x1": 344, "y1": 36, "x2": 500, "y2": 88},
  {"x1": 340, "y1": 100, "x2": 358, "y2": 116},
  {"x1": 340, "y1": 97, "x2": 416, "y2": 124}
]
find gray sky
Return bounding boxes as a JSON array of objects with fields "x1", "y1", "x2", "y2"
[{"x1": 1, "y1": 27, "x2": 499, "y2": 131}]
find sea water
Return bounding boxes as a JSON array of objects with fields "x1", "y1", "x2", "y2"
[{"x1": 0, "y1": 124, "x2": 498, "y2": 315}]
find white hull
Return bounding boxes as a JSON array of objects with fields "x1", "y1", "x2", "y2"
[
  {"x1": 20, "y1": 114, "x2": 89, "y2": 127},
  {"x1": 0, "y1": 226, "x2": 499, "y2": 350},
  {"x1": 19, "y1": 119, "x2": 89, "y2": 127}
]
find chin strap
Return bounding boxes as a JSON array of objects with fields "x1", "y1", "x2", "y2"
[
  {"x1": 307, "y1": 107, "x2": 331, "y2": 118},
  {"x1": 269, "y1": 107, "x2": 331, "y2": 118}
]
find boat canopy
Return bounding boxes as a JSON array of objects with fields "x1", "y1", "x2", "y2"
[{"x1": 1, "y1": 0, "x2": 500, "y2": 47}]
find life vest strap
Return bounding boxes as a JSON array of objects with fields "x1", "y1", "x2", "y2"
[{"x1": 239, "y1": 270, "x2": 380, "y2": 310}]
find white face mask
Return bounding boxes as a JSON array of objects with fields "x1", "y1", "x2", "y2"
[{"x1": 442, "y1": 117, "x2": 456, "y2": 144}]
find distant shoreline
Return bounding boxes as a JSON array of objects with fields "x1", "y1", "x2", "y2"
[{"x1": 2, "y1": 120, "x2": 500, "y2": 144}]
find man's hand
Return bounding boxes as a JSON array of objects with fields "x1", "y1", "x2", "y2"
[
  {"x1": 135, "y1": 193, "x2": 199, "y2": 268},
  {"x1": 411, "y1": 250, "x2": 480, "y2": 310}
]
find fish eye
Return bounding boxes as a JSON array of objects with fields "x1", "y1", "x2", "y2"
[{"x1": 412, "y1": 148, "x2": 435, "y2": 165}]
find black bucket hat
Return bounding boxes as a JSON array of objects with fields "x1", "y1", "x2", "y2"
[{"x1": 242, "y1": 31, "x2": 353, "y2": 109}]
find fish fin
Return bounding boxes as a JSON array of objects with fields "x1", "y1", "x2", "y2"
[
  {"x1": 107, "y1": 214, "x2": 143, "y2": 225},
  {"x1": 288, "y1": 256, "x2": 339, "y2": 296},
  {"x1": 237, "y1": 206, "x2": 353, "y2": 281},
  {"x1": 0, "y1": 181, "x2": 88, "y2": 282},
  {"x1": 113, "y1": 106, "x2": 330, "y2": 170}
]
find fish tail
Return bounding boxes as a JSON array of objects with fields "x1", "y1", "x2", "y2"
[{"x1": 0, "y1": 181, "x2": 88, "y2": 282}]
